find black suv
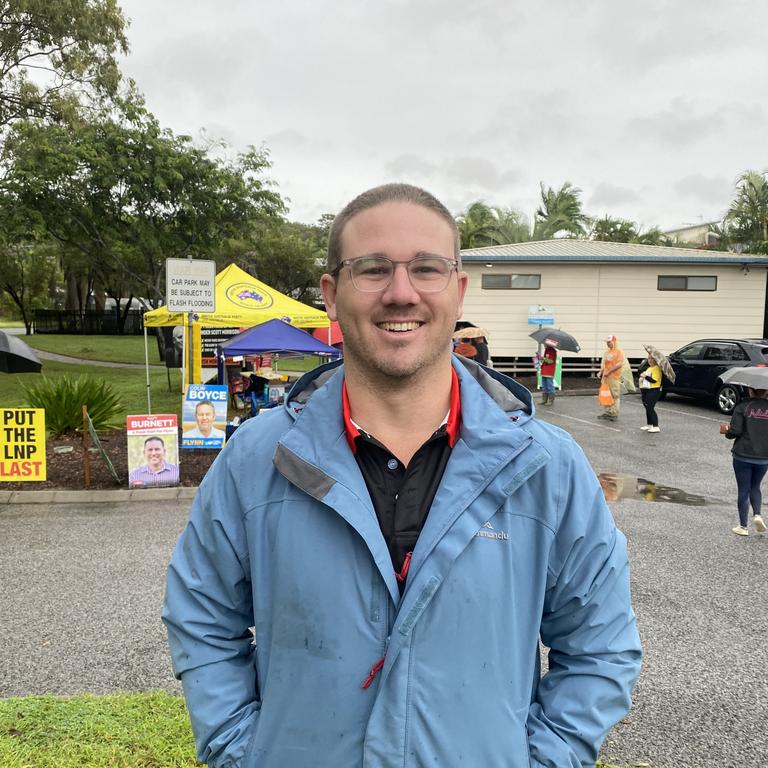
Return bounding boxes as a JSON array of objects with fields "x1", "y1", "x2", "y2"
[{"x1": 642, "y1": 338, "x2": 768, "y2": 414}]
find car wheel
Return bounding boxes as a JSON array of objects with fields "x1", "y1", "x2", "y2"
[{"x1": 716, "y1": 383, "x2": 740, "y2": 414}]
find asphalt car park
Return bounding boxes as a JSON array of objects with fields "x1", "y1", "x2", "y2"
[{"x1": 0, "y1": 391, "x2": 765, "y2": 767}]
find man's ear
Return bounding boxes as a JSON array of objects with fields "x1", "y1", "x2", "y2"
[
  {"x1": 320, "y1": 274, "x2": 338, "y2": 321},
  {"x1": 455, "y1": 270, "x2": 468, "y2": 321}
]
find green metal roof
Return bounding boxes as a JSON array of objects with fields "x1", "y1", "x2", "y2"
[{"x1": 460, "y1": 238, "x2": 767, "y2": 265}]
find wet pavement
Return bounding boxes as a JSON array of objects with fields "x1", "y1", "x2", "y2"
[
  {"x1": 1, "y1": 391, "x2": 766, "y2": 767},
  {"x1": 535, "y1": 391, "x2": 768, "y2": 768},
  {"x1": 597, "y1": 471, "x2": 723, "y2": 505}
]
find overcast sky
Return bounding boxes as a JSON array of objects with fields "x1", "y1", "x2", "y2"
[{"x1": 117, "y1": 0, "x2": 768, "y2": 232}]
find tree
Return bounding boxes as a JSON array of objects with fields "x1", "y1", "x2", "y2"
[
  {"x1": 534, "y1": 181, "x2": 590, "y2": 239},
  {"x1": 0, "y1": 0, "x2": 128, "y2": 127},
  {"x1": 0, "y1": 97, "x2": 287, "y2": 308},
  {"x1": 0, "y1": 197, "x2": 61, "y2": 333},
  {"x1": 591, "y1": 216, "x2": 638, "y2": 243},
  {"x1": 722, "y1": 170, "x2": 768, "y2": 254},
  {"x1": 217, "y1": 219, "x2": 325, "y2": 304},
  {"x1": 456, "y1": 202, "x2": 530, "y2": 248}
]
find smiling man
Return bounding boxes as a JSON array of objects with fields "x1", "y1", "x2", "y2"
[
  {"x1": 184, "y1": 400, "x2": 225, "y2": 440},
  {"x1": 163, "y1": 183, "x2": 641, "y2": 768},
  {"x1": 128, "y1": 435, "x2": 178, "y2": 488}
]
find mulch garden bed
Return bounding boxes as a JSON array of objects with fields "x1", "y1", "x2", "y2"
[{"x1": 1, "y1": 428, "x2": 216, "y2": 492}]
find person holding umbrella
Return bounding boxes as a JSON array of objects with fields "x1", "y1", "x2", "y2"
[
  {"x1": 538, "y1": 340, "x2": 557, "y2": 406},
  {"x1": 638, "y1": 344, "x2": 674, "y2": 433},
  {"x1": 719, "y1": 374, "x2": 768, "y2": 536},
  {"x1": 638, "y1": 352, "x2": 662, "y2": 432}
]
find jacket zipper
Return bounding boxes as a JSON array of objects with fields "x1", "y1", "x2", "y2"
[{"x1": 361, "y1": 635, "x2": 390, "y2": 690}]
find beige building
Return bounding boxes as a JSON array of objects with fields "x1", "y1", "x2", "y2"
[
  {"x1": 664, "y1": 222, "x2": 720, "y2": 248},
  {"x1": 459, "y1": 239, "x2": 767, "y2": 370}
]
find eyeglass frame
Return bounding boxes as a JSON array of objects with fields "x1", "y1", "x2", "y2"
[{"x1": 329, "y1": 254, "x2": 460, "y2": 293}]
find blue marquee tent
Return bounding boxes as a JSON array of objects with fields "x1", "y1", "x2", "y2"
[
  {"x1": 216, "y1": 318, "x2": 341, "y2": 385},
  {"x1": 218, "y1": 318, "x2": 341, "y2": 358}
]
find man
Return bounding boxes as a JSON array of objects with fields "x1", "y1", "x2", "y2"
[
  {"x1": 128, "y1": 436, "x2": 179, "y2": 488},
  {"x1": 184, "y1": 400, "x2": 226, "y2": 439},
  {"x1": 163, "y1": 183, "x2": 641, "y2": 768},
  {"x1": 598, "y1": 334, "x2": 625, "y2": 421}
]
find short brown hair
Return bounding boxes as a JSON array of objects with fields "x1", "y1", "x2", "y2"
[{"x1": 326, "y1": 183, "x2": 459, "y2": 272}]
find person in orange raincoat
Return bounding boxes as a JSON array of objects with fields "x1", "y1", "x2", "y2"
[{"x1": 598, "y1": 335, "x2": 625, "y2": 421}]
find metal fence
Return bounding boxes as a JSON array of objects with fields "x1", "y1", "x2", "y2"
[{"x1": 33, "y1": 309, "x2": 146, "y2": 335}]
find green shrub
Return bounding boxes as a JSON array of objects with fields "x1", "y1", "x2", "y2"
[{"x1": 23, "y1": 375, "x2": 124, "y2": 435}]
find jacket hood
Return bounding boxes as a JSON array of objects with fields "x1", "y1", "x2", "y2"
[{"x1": 284, "y1": 356, "x2": 534, "y2": 422}]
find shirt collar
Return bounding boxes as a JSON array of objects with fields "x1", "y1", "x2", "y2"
[{"x1": 342, "y1": 368, "x2": 461, "y2": 454}]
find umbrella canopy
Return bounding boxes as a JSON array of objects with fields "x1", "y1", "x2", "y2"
[
  {"x1": 718, "y1": 366, "x2": 768, "y2": 390},
  {"x1": 452, "y1": 326, "x2": 489, "y2": 340},
  {"x1": 528, "y1": 328, "x2": 580, "y2": 353},
  {"x1": 643, "y1": 344, "x2": 676, "y2": 384},
  {"x1": 218, "y1": 318, "x2": 341, "y2": 358},
  {"x1": 0, "y1": 330, "x2": 42, "y2": 373}
]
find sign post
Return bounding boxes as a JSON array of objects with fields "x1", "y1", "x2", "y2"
[{"x1": 166, "y1": 258, "x2": 216, "y2": 391}]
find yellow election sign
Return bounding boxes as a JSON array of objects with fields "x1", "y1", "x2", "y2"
[{"x1": 0, "y1": 408, "x2": 46, "y2": 481}]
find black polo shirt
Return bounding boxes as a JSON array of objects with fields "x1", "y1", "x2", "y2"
[{"x1": 343, "y1": 371, "x2": 461, "y2": 591}]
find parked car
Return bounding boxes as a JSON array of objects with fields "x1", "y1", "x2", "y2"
[{"x1": 638, "y1": 338, "x2": 768, "y2": 414}]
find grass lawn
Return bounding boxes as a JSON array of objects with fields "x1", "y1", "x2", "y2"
[
  {"x1": 22, "y1": 334, "x2": 154, "y2": 365},
  {"x1": 0, "y1": 692, "x2": 629, "y2": 767},
  {"x1": 1, "y1": 359, "x2": 183, "y2": 418},
  {"x1": 0, "y1": 692, "x2": 201, "y2": 768}
]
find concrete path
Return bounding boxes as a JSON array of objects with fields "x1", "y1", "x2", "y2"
[{"x1": 34, "y1": 348, "x2": 164, "y2": 369}]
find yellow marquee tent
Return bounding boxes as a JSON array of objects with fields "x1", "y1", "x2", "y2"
[
  {"x1": 141, "y1": 263, "x2": 329, "y2": 412},
  {"x1": 143, "y1": 263, "x2": 330, "y2": 328}
]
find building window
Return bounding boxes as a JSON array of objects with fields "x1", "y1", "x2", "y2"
[
  {"x1": 657, "y1": 275, "x2": 717, "y2": 291},
  {"x1": 481, "y1": 273, "x2": 541, "y2": 290}
]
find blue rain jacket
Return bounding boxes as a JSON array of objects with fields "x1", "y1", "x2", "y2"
[{"x1": 163, "y1": 357, "x2": 641, "y2": 768}]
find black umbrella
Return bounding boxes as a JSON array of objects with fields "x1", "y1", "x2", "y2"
[
  {"x1": 528, "y1": 327, "x2": 581, "y2": 353},
  {"x1": 0, "y1": 330, "x2": 42, "y2": 373}
]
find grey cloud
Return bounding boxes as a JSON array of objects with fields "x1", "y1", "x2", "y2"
[
  {"x1": 444, "y1": 157, "x2": 502, "y2": 187},
  {"x1": 264, "y1": 129, "x2": 310, "y2": 150},
  {"x1": 627, "y1": 101, "x2": 726, "y2": 147},
  {"x1": 588, "y1": 183, "x2": 642, "y2": 209},
  {"x1": 384, "y1": 154, "x2": 439, "y2": 179},
  {"x1": 673, "y1": 175, "x2": 732, "y2": 207},
  {"x1": 586, "y1": 0, "x2": 767, "y2": 73}
]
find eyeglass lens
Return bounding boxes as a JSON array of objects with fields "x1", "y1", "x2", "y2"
[{"x1": 349, "y1": 257, "x2": 454, "y2": 292}]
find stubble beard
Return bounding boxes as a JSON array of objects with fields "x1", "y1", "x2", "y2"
[{"x1": 343, "y1": 330, "x2": 454, "y2": 392}]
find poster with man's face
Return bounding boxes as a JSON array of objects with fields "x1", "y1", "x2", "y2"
[
  {"x1": 126, "y1": 414, "x2": 179, "y2": 489},
  {"x1": 182, "y1": 384, "x2": 228, "y2": 450}
]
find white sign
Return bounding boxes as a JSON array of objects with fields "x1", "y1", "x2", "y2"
[
  {"x1": 166, "y1": 258, "x2": 216, "y2": 313},
  {"x1": 527, "y1": 304, "x2": 555, "y2": 325}
]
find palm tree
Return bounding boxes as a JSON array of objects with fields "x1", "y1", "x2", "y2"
[
  {"x1": 492, "y1": 206, "x2": 531, "y2": 244},
  {"x1": 723, "y1": 170, "x2": 768, "y2": 253},
  {"x1": 590, "y1": 216, "x2": 638, "y2": 243},
  {"x1": 533, "y1": 181, "x2": 590, "y2": 239},
  {"x1": 456, "y1": 202, "x2": 531, "y2": 248}
]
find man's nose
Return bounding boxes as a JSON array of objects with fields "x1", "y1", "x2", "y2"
[{"x1": 381, "y1": 263, "x2": 420, "y2": 303}]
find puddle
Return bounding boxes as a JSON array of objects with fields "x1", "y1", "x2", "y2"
[{"x1": 597, "y1": 472, "x2": 723, "y2": 505}]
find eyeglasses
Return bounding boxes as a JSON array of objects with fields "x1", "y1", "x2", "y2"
[{"x1": 331, "y1": 255, "x2": 459, "y2": 293}]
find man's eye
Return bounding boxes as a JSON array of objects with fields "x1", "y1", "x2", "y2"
[
  {"x1": 412, "y1": 261, "x2": 444, "y2": 276},
  {"x1": 357, "y1": 264, "x2": 390, "y2": 277}
]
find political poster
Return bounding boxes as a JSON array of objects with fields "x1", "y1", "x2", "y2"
[
  {"x1": 182, "y1": 384, "x2": 228, "y2": 450},
  {"x1": 126, "y1": 414, "x2": 179, "y2": 489},
  {"x1": 0, "y1": 408, "x2": 46, "y2": 482}
]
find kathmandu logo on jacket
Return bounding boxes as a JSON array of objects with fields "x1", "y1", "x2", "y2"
[{"x1": 475, "y1": 521, "x2": 509, "y2": 540}]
